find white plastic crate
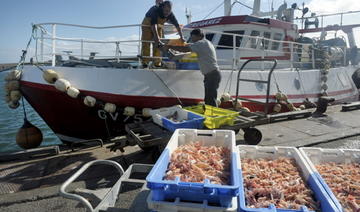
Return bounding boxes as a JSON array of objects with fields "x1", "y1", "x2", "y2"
[
  {"x1": 237, "y1": 145, "x2": 339, "y2": 212},
  {"x1": 147, "y1": 191, "x2": 238, "y2": 212},
  {"x1": 150, "y1": 105, "x2": 183, "y2": 127},
  {"x1": 146, "y1": 129, "x2": 241, "y2": 207},
  {"x1": 150, "y1": 105, "x2": 204, "y2": 132},
  {"x1": 299, "y1": 147, "x2": 360, "y2": 212}
]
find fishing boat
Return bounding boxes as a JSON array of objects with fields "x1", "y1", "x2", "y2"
[{"x1": 12, "y1": 0, "x2": 360, "y2": 143}]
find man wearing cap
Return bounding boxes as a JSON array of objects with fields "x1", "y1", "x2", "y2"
[{"x1": 163, "y1": 28, "x2": 221, "y2": 107}]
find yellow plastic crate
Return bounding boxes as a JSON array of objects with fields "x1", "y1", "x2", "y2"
[{"x1": 184, "y1": 105, "x2": 239, "y2": 129}]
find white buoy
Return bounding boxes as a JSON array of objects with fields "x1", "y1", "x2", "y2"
[
  {"x1": 287, "y1": 103, "x2": 295, "y2": 111},
  {"x1": 299, "y1": 105, "x2": 306, "y2": 110},
  {"x1": 43, "y1": 69, "x2": 59, "y2": 84},
  {"x1": 275, "y1": 92, "x2": 282, "y2": 101},
  {"x1": 241, "y1": 107, "x2": 250, "y2": 112},
  {"x1": 281, "y1": 93, "x2": 288, "y2": 101},
  {"x1": 54, "y1": 79, "x2": 71, "y2": 92},
  {"x1": 142, "y1": 108, "x2": 152, "y2": 117},
  {"x1": 216, "y1": 99, "x2": 221, "y2": 106},
  {"x1": 233, "y1": 99, "x2": 242, "y2": 109},
  {"x1": 273, "y1": 103, "x2": 282, "y2": 113},
  {"x1": 5, "y1": 70, "x2": 22, "y2": 81},
  {"x1": 123, "y1": 107, "x2": 135, "y2": 116},
  {"x1": 276, "y1": 92, "x2": 288, "y2": 101},
  {"x1": 220, "y1": 93, "x2": 231, "y2": 102},
  {"x1": 198, "y1": 101, "x2": 205, "y2": 105},
  {"x1": 10, "y1": 90, "x2": 22, "y2": 102},
  {"x1": 67, "y1": 87, "x2": 80, "y2": 98},
  {"x1": 4, "y1": 94, "x2": 11, "y2": 103},
  {"x1": 104, "y1": 103, "x2": 117, "y2": 113},
  {"x1": 5, "y1": 80, "x2": 20, "y2": 91},
  {"x1": 8, "y1": 101, "x2": 20, "y2": 109},
  {"x1": 84, "y1": 96, "x2": 96, "y2": 107}
]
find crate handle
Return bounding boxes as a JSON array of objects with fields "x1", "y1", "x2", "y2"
[
  {"x1": 178, "y1": 183, "x2": 204, "y2": 192},
  {"x1": 197, "y1": 133, "x2": 214, "y2": 137},
  {"x1": 204, "y1": 188, "x2": 216, "y2": 195}
]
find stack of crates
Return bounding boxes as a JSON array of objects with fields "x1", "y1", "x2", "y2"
[
  {"x1": 184, "y1": 105, "x2": 239, "y2": 129},
  {"x1": 146, "y1": 129, "x2": 241, "y2": 211}
]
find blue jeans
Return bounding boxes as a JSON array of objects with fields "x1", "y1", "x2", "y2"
[{"x1": 204, "y1": 70, "x2": 221, "y2": 107}]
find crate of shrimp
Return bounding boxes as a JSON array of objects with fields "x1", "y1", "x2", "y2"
[
  {"x1": 146, "y1": 129, "x2": 241, "y2": 208},
  {"x1": 184, "y1": 105, "x2": 239, "y2": 129},
  {"x1": 150, "y1": 105, "x2": 205, "y2": 132},
  {"x1": 299, "y1": 148, "x2": 360, "y2": 212},
  {"x1": 237, "y1": 145, "x2": 339, "y2": 212}
]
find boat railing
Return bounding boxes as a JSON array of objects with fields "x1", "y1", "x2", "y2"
[
  {"x1": 294, "y1": 10, "x2": 360, "y2": 31},
  {"x1": 32, "y1": 22, "x2": 341, "y2": 70}
]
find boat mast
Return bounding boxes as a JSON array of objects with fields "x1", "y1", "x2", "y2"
[
  {"x1": 252, "y1": 0, "x2": 261, "y2": 16},
  {"x1": 224, "y1": 0, "x2": 232, "y2": 16}
]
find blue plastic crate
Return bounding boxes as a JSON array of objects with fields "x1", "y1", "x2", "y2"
[
  {"x1": 146, "y1": 129, "x2": 241, "y2": 208},
  {"x1": 150, "y1": 106, "x2": 205, "y2": 132},
  {"x1": 237, "y1": 146, "x2": 340, "y2": 212},
  {"x1": 147, "y1": 191, "x2": 238, "y2": 212},
  {"x1": 300, "y1": 148, "x2": 360, "y2": 212},
  {"x1": 176, "y1": 62, "x2": 199, "y2": 70}
]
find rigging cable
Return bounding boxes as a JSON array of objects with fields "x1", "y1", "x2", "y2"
[
  {"x1": 150, "y1": 69, "x2": 183, "y2": 106},
  {"x1": 203, "y1": 2, "x2": 225, "y2": 20}
]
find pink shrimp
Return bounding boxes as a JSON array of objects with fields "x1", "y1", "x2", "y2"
[{"x1": 164, "y1": 142, "x2": 230, "y2": 185}]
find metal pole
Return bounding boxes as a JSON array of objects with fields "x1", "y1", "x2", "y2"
[
  {"x1": 81, "y1": 39, "x2": 84, "y2": 59},
  {"x1": 40, "y1": 31, "x2": 44, "y2": 63},
  {"x1": 52, "y1": 24, "x2": 56, "y2": 67},
  {"x1": 138, "y1": 25, "x2": 141, "y2": 65},
  {"x1": 290, "y1": 42, "x2": 294, "y2": 70},
  {"x1": 116, "y1": 42, "x2": 120, "y2": 63},
  {"x1": 311, "y1": 46, "x2": 315, "y2": 69},
  {"x1": 343, "y1": 46, "x2": 347, "y2": 66},
  {"x1": 232, "y1": 35, "x2": 236, "y2": 70},
  {"x1": 261, "y1": 38, "x2": 265, "y2": 71},
  {"x1": 340, "y1": 13, "x2": 343, "y2": 26}
]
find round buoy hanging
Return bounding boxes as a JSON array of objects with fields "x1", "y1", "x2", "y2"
[
  {"x1": 16, "y1": 118, "x2": 43, "y2": 149},
  {"x1": 16, "y1": 98, "x2": 43, "y2": 149}
]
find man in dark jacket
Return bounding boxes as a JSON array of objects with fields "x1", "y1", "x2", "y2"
[{"x1": 141, "y1": 1, "x2": 184, "y2": 68}]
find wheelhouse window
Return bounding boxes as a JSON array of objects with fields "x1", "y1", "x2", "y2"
[
  {"x1": 217, "y1": 31, "x2": 244, "y2": 49},
  {"x1": 205, "y1": 33, "x2": 215, "y2": 42},
  {"x1": 271, "y1": 33, "x2": 283, "y2": 50},
  {"x1": 250, "y1": 31, "x2": 260, "y2": 49},
  {"x1": 262, "y1": 32, "x2": 271, "y2": 49}
]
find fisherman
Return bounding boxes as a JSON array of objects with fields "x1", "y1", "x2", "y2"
[
  {"x1": 163, "y1": 28, "x2": 221, "y2": 107},
  {"x1": 155, "y1": 0, "x2": 163, "y2": 6},
  {"x1": 141, "y1": 1, "x2": 184, "y2": 68}
]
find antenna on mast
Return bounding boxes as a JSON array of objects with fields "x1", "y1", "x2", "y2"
[{"x1": 185, "y1": 8, "x2": 192, "y2": 24}]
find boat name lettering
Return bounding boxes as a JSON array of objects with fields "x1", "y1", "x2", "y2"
[
  {"x1": 97, "y1": 110, "x2": 119, "y2": 121},
  {"x1": 189, "y1": 18, "x2": 223, "y2": 28},
  {"x1": 133, "y1": 114, "x2": 143, "y2": 123}
]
